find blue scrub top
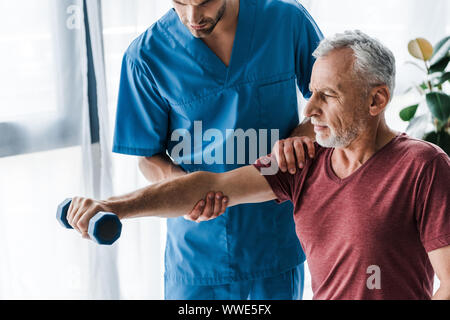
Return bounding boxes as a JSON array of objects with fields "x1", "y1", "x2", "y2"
[{"x1": 113, "y1": 0, "x2": 323, "y2": 285}]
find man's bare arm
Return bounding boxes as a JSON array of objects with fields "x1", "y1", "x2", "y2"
[
  {"x1": 136, "y1": 153, "x2": 229, "y2": 219},
  {"x1": 429, "y1": 245, "x2": 450, "y2": 300},
  {"x1": 186, "y1": 134, "x2": 317, "y2": 221},
  {"x1": 66, "y1": 165, "x2": 276, "y2": 234},
  {"x1": 179, "y1": 120, "x2": 316, "y2": 221}
]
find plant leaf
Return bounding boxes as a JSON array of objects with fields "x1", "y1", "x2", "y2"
[
  {"x1": 426, "y1": 92, "x2": 450, "y2": 123},
  {"x1": 399, "y1": 104, "x2": 419, "y2": 121},
  {"x1": 419, "y1": 82, "x2": 428, "y2": 90},
  {"x1": 429, "y1": 56, "x2": 450, "y2": 73},
  {"x1": 408, "y1": 38, "x2": 434, "y2": 61},
  {"x1": 436, "y1": 72, "x2": 450, "y2": 86},
  {"x1": 429, "y1": 36, "x2": 450, "y2": 66}
]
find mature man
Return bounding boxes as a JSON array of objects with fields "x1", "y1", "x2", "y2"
[
  {"x1": 69, "y1": 31, "x2": 450, "y2": 299},
  {"x1": 111, "y1": 0, "x2": 322, "y2": 299}
]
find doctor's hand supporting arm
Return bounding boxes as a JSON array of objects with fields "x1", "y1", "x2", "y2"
[{"x1": 65, "y1": 165, "x2": 277, "y2": 235}]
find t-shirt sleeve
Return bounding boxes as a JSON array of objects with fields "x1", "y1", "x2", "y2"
[
  {"x1": 293, "y1": 2, "x2": 323, "y2": 99},
  {"x1": 112, "y1": 54, "x2": 170, "y2": 157},
  {"x1": 415, "y1": 154, "x2": 450, "y2": 252},
  {"x1": 252, "y1": 155, "x2": 298, "y2": 204}
]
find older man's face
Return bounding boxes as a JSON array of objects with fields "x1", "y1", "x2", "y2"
[{"x1": 305, "y1": 48, "x2": 371, "y2": 148}]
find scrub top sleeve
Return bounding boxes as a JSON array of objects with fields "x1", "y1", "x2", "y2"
[
  {"x1": 293, "y1": 4, "x2": 323, "y2": 99},
  {"x1": 253, "y1": 155, "x2": 298, "y2": 204},
  {"x1": 112, "y1": 54, "x2": 170, "y2": 157}
]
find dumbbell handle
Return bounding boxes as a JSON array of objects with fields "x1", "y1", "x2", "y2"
[{"x1": 57, "y1": 198, "x2": 122, "y2": 245}]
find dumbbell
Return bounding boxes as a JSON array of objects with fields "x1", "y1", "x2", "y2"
[{"x1": 56, "y1": 198, "x2": 122, "y2": 245}]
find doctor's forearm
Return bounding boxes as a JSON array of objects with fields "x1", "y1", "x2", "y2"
[
  {"x1": 138, "y1": 153, "x2": 187, "y2": 183},
  {"x1": 290, "y1": 117, "x2": 315, "y2": 140}
]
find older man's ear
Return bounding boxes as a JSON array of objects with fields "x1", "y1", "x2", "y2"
[{"x1": 369, "y1": 85, "x2": 390, "y2": 116}]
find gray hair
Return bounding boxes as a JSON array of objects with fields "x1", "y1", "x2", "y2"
[{"x1": 313, "y1": 30, "x2": 396, "y2": 100}]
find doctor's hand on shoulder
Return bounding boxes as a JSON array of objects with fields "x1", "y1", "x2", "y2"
[
  {"x1": 271, "y1": 135, "x2": 315, "y2": 174},
  {"x1": 184, "y1": 135, "x2": 316, "y2": 223}
]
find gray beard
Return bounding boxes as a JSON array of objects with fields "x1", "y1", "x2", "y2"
[{"x1": 316, "y1": 117, "x2": 367, "y2": 149}]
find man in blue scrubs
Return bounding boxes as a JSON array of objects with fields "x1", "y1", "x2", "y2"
[{"x1": 112, "y1": 0, "x2": 323, "y2": 299}]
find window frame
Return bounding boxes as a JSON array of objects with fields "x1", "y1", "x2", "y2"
[{"x1": 0, "y1": 0, "x2": 99, "y2": 158}]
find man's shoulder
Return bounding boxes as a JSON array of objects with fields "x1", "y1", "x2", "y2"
[
  {"x1": 394, "y1": 133, "x2": 448, "y2": 163},
  {"x1": 311, "y1": 134, "x2": 448, "y2": 172},
  {"x1": 259, "y1": 0, "x2": 306, "y2": 12},
  {"x1": 259, "y1": 0, "x2": 310, "y2": 18},
  {"x1": 257, "y1": 0, "x2": 320, "y2": 44},
  {"x1": 124, "y1": 9, "x2": 176, "y2": 66}
]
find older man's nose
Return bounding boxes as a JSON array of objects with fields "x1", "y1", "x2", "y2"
[{"x1": 304, "y1": 100, "x2": 320, "y2": 118}]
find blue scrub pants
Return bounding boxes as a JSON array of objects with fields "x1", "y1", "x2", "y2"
[{"x1": 164, "y1": 263, "x2": 304, "y2": 300}]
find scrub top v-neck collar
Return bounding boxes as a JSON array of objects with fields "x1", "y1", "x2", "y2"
[{"x1": 164, "y1": 0, "x2": 256, "y2": 85}]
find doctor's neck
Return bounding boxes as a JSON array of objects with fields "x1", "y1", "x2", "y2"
[{"x1": 213, "y1": 0, "x2": 240, "y2": 35}]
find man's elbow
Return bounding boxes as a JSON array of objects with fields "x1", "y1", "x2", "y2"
[
  {"x1": 433, "y1": 282, "x2": 450, "y2": 300},
  {"x1": 138, "y1": 156, "x2": 160, "y2": 184}
]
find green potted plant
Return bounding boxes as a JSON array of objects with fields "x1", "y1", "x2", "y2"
[{"x1": 400, "y1": 36, "x2": 450, "y2": 155}]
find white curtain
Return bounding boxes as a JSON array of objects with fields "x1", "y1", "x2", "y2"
[
  {"x1": 0, "y1": 0, "x2": 168, "y2": 299},
  {"x1": 0, "y1": 0, "x2": 120, "y2": 299},
  {"x1": 101, "y1": 0, "x2": 172, "y2": 300}
]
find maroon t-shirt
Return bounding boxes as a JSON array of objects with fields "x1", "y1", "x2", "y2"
[{"x1": 253, "y1": 133, "x2": 450, "y2": 300}]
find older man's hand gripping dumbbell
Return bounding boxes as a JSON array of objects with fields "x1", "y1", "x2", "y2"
[{"x1": 56, "y1": 197, "x2": 122, "y2": 245}]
